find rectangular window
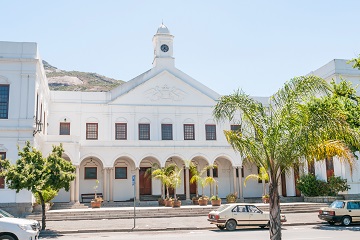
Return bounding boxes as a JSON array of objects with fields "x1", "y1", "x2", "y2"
[
  {"x1": 115, "y1": 167, "x2": 127, "y2": 179},
  {"x1": 115, "y1": 123, "x2": 127, "y2": 140},
  {"x1": 205, "y1": 125, "x2": 216, "y2": 140},
  {"x1": 184, "y1": 124, "x2": 195, "y2": 140},
  {"x1": 0, "y1": 152, "x2": 5, "y2": 189},
  {"x1": 84, "y1": 167, "x2": 97, "y2": 179},
  {"x1": 139, "y1": 124, "x2": 150, "y2": 140},
  {"x1": 86, "y1": 123, "x2": 98, "y2": 140},
  {"x1": 161, "y1": 124, "x2": 173, "y2": 140},
  {"x1": 60, "y1": 122, "x2": 70, "y2": 135},
  {"x1": 231, "y1": 125, "x2": 241, "y2": 131},
  {"x1": 206, "y1": 167, "x2": 218, "y2": 178},
  {"x1": 0, "y1": 85, "x2": 10, "y2": 119}
]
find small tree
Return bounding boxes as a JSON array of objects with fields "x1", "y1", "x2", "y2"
[
  {"x1": 244, "y1": 166, "x2": 269, "y2": 196},
  {"x1": 0, "y1": 141, "x2": 76, "y2": 230},
  {"x1": 189, "y1": 163, "x2": 217, "y2": 199}
]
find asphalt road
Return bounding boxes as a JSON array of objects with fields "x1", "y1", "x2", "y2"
[{"x1": 40, "y1": 224, "x2": 360, "y2": 240}]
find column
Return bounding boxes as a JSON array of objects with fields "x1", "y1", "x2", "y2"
[
  {"x1": 70, "y1": 180, "x2": 75, "y2": 203},
  {"x1": 210, "y1": 167, "x2": 214, "y2": 197},
  {"x1": 237, "y1": 167, "x2": 243, "y2": 200},
  {"x1": 233, "y1": 167, "x2": 237, "y2": 194},
  {"x1": 109, "y1": 167, "x2": 114, "y2": 202},
  {"x1": 75, "y1": 165, "x2": 80, "y2": 202},
  {"x1": 135, "y1": 167, "x2": 140, "y2": 202},
  {"x1": 185, "y1": 167, "x2": 190, "y2": 200},
  {"x1": 103, "y1": 168, "x2": 108, "y2": 202}
]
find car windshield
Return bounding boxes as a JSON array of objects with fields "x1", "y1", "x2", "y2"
[
  {"x1": 0, "y1": 209, "x2": 14, "y2": 218},
  {"x1": 329, "y1": 201, "x2": 345, "y2": 209}
]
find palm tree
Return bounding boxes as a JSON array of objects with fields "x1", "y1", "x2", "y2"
[
  {"x1": 189, "y1": 162, "x2": 217, "y2": 199},
  {"x1": 147, "y1": 163, "x2": 178, "y2": 200},
  {"x1": 213, "y1": 76, "x2": 360, "y2": 240},
  {"x1": 243, "y1": 165, "x2": 269, "y2": 197}
]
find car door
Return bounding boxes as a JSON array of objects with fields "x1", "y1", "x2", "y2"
[
  {"x1": 247, "y1": 205, "x2": 269, "y2": 225},
  {"x1": 347, "y1": 201, "x2": 360, "y2": 222},
  {"x1": 232, "y1": 205, "x2": 250, "y2": 225}
]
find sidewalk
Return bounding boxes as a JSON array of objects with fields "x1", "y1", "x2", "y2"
[{"x1": 40, "y1": 211, "x2": 323, "y2": 236}]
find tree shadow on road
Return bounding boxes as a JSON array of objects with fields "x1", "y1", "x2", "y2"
[{"x1": 312, "y1": 223, "x2": 360, "y2": 232}]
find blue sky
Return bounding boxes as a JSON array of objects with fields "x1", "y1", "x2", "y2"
[{"x1": 1, "y1": 0, "x2": 359, "y2": 96}]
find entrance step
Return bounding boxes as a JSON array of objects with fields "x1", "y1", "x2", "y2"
[
  {"x1": 26, "y1": 202, "x2": 328, "y2": 221},
  {"x1": 51, "y1": 202, "x2": 88, "y2": 210}
]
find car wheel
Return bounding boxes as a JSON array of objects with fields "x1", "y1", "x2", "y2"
[
  {"x1": 328, "y1": 221, "x2": 335, "y2": 226},
  {"x1": 0, "y1": 234, "x2": 17, "y2": 240},
  {"x1": 225, "y1": 219, "x2": 237, "y2": 231},
  {"x1": 216, "y1": 225, "x2": 225, "y2": 230},
  {"x1": 342, "y1": 216, "x2": 351, "y2": 226}
]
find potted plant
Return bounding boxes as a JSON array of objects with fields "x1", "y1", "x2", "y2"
[
  {"x1": 167, "y1": 167, "x2": 182, "y2": 208},
  {"x1": 198, "y1": 195, "x2": 209, "y2": 206},
  {"x1": 91, "y1": 195, "x2": 103, "y2": 208},
  {"x1": 158, "y1": 197, "x2": 165, "y2": 206},
  {"x1": 91, "y1": 180, "x2": 103, "y2": 208},
  {"x1": 147, "y1": 163, "x2": 179, "y2": 207},
  {"x1": 189, "y1": 162, "x2": 217, "y2": 206},
  {"x1": 164, "y1": 197, "x2": 173, "y2": 207},
  {"x1": 192, "y1": 196, "x2": 199, "y2": 205},
  {"x1": 210, "y1": 195, "x2": 221, "y2": 206},
  {"x1": 262, "y1": 194, "x2": 270, "y2": 203},
  {"x1": 226, "y1": 192, "x2": 237, "y2": 203}
]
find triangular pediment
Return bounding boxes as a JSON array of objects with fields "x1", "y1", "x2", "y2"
[{"x1": 109, "y1": 69, "x2": 220, "y2": 106}]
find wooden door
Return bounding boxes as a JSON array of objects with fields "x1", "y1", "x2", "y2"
[{"x1": 139, "y1": 167, "x2": 152, "y2": 195}]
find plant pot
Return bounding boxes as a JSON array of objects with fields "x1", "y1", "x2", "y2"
[
  {"x1": 211, "y1": 199, "x2": 221, "y2": 206},
  {"x1": 192, "y1": 199, "x2": 199, "y2": 205},
  {"x1": 158, "y1": 199, "x2": 165, "y2": 206},
  {"x1": 198, "y1": 198, "x2": 208, "y2": 206},
  {"x1": 172, "y1": 200, "x2": 181, "y2": 208},
  {"x1": 91, "y1": 200, "x2": 101, "y2": 208},
  {"x1": 262, "y1": 197, "x2": 269, "y2": 203},
  {"x1": 164, "y1": 199, "x2": 173, "y2": 207}
]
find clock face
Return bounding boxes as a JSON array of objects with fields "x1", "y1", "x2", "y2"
[{"x1": 160, "y1": 44, "x2": 169, "y2": 52}]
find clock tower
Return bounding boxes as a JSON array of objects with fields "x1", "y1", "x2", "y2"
[{"x1": 152, "y1": 23, "x2": 175, "y2": 68}]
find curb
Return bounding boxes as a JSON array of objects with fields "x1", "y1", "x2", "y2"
[{"x1": 39, "y1": 222, "x2": 321, "y2": 236}]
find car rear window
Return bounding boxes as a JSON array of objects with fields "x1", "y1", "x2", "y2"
[{"x1": 329, "y1": 201, "x2": 345, "y2": 209}]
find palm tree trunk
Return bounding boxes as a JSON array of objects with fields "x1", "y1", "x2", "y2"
[{"x1": 269, "y1": 180, "x2": 281, "y2": 240}]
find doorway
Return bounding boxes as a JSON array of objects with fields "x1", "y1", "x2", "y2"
[{"x1": 139, "y1": 167, "x2": 152, "y2": 195}]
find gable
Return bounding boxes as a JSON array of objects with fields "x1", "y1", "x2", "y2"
[{"x1": 109, "y1": 70, "x2": 218, "y2": 106}]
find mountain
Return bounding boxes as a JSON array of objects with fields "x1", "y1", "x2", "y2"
[{"x1": 43, "y1": 60, "x2": 124, "y2": 92}]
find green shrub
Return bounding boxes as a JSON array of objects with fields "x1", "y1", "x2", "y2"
[
  {"x1": 327, "y1": 176, "x2": 350, "y2": 196},
  {"x1": 296, "y1": 174, "x2": 350, "y2": 197},
  {"x1": 296, "y1": 174, "x2": 321, "y2": 197}
]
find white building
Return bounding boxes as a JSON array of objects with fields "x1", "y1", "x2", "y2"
[{"x1": 0, "y1": 25, "x2": 359, "y2": 213}]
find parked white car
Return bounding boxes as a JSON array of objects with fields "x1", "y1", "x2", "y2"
[
  {"x1": 0, "y1": 209, "x2": 40, "y2": 240},
  {"x1": 318, "y1": 200, "x2": 360, "y2": 226},
  {"x1": 208, "y1": 203, "x2": 286, "y2": 231}
]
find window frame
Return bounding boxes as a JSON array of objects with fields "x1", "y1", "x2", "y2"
[
  {"x1": 161, "y1": 124, "x2": 173, "y2": 140},
  {"x1": 183, "y1": 124, "x2": 195, "y2": 140},
  {"x1": 115, "y1": 167, "x2": 128, "y2": 179},
  {"x1": 205, "y1": 124, "x2": 217, "y2": 140},
  {"x1": 138, "y1": 123, "x2": 150, "y2": 140},
  {"x1": 84, "y1": 167, "x2": 97, "y2": 179},
  {"x1": 115, "y1": 123, "x2": 127, "y2": 140},
  {"x1": 60, "y1": 122, "x2": 71, "y2": 135},
  {"x1": 86, "y1": 123, "x2": 98, "y2": 140},
  {"x1": 0, "y1": 84, "x2": 10, "y2": 119}
]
